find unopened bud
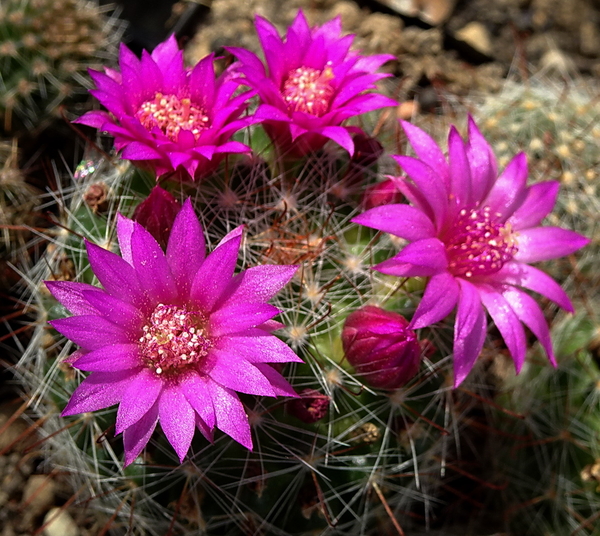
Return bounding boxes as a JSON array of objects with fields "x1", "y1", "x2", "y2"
[
  {"x1": 133, "y1": 186, "x2": 181, "y2": 249},
  {"x1": 360, "y1": 178, "x2": 404, "y2": 210},
  {"x1": 341, "y1": 306, "x2": 420, "y2": 389},
  {"x1": 287, "y1": 388, "x2": 330, "y2": 423}
]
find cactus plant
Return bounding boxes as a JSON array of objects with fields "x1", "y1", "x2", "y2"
[{"x1": 13, "y1": 21, "x2": 595, "y2": 536}]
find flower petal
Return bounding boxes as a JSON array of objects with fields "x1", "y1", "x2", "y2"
[
  {"x1": 166, "y1": 199, "x2": 206, "y2": 296},
  {"x1": 208, "y1": 382, "x2": 252, "y2": 449},
  {"x1": 483, "y1": 152, "x2": 529, "y2": 221},
  {"x1": 466, "y1": 115, "x2": 497, "y2": 202},
  {"x1": 411, "y1": 272, "x2": 460, "y2": 329},
  {"x1": 215, "y1": 333, "x2": 303, "y2": 364},
  {"x1": 121, "y1": 142, "x2": 163, "y2": 161},
  {"x1": 477, "y1": 284, "x2": 527, "y2": 373},
  {"x1": 495, "y1": 262, "x2": 573, "y2": 312},
  {"x1": 86, "y1": 241, "x2": 146, "y2": 308},
  {"x1": 502, "y1": 286, "x2": 556, "y2": 366},
  {"x1": 116, "y1": 213, "x2": 136, "y2": 265},
  {"x1": 447, "y1": 126, "x2": 472, "y2": 211},
  {"x1": 453, "y1": 279, "x2": 487, "y2": 387},
  {"x1": 62, "y1": 369, "x2": 137, "y2": 416},
  {"x1": 253, "y1": 363, "x2": 298, "y2": 397},
  {"x1": 73, "y1": 343, "x2": 142, "y2": 372},
  {"x1": 352, "y1": 203, "x2": 436, "y2": 241},
  {"x1": 123, "y1": 401, "x2": 159, "y2": 466},
  {"x1": 400, "y1": 120, "x2": 450, "y2": 189},
  {"x1": 514, "y1": 227, "x2": 590, "y2": 263},
  {"x1": 509, "y1": 181, "x2": 560, "y2": 231},
  {"x1": 374, "y1": 238, "x2": 448, "y2": 277},
  {"x1": 50, "y1": 315, "x2": 131, "y2": 351},
  {"x1": 130, "y1": 223, "x2": 177, "y2": 304},
  {"x1": 210, "y1": 303, "x2": 281, "y2": 336},
  {"x1": 316, "y1": 125, "x2": 355, "y2": 155},
  {"x1": 393, "y1": 156, "x2": 448, "y2": 229},
  {"x1": 81, "y1": 290, "x2": 143, "y2": 334},
  {"x1": 159, "y1": 385, "x2": 196, "y2": 462},
  {"x1": 190, "y1": 233, "x2": 241, "y2": 312},
  {"x1": 189, "y1": 54, "x2": 215, "y2": 106},
  {"x1": 116, "y1": 368, "x2": 163, "y2": 434},
  {"x1": 180, "y1": 372, "x2": 216, "y2": 429},
  {"x1": 207, "y1": 348, "x2": 277, "y2": 396},
  {"x1": 217, "y1": 264, "x2": 298, "y2": 309},
  {"x1": 45, "y1": 280, "x2": 102, "y2": 316}
]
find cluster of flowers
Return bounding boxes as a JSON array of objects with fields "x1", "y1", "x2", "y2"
[
  {"x1": 48, "y1": 11, "x2": 589, "y2": 466},
  {"x1": 76, "y1": 11, "x2": 397, "y2": 179}
]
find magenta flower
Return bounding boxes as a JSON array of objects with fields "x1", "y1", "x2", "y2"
[
  {"x1": 353, "y1": 118, "x2": 590, "y2": 386},
  {"x1": 76, "y1": 36, "x2": 255, "y2": 181},
  {"x1": 228, "y1": 10, "x2": 397, "y2": 157},
  {"x1": 46, "y1": 200, "x2": 301, "y2": 465},
  {"x1": 341, "y1": 306, "x2": 421, "y2": 389}
]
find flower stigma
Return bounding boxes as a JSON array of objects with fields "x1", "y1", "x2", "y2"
[
  {"x1": 139, "y1": 303, "x2": 212, "y2": 376},
  {"x1": 136, "y1": 92, "x2": 210, "y2": 141},
  {"x1": 444, "y1": 206, "x2": 518, "y2": 278},
  {"x1": 282, "y1": 64, "x2": 335, "y2": 116}
]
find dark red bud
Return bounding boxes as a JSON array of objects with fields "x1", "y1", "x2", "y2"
[
  {"x1": 351, "y1": 133, "x2": 384, "y2": 168},
  {"x1": 133, "y1": 186, "x2": 181, "y2": 249},
  {"x1": 287, "y1": 388, "x2": 330, "y2": 423},
  {"x1": 361, "y1": 178, "x2": 404, "y2": 210},
  {"x1": 341, "y1": 306, "x2": 421, "y2": 389}
]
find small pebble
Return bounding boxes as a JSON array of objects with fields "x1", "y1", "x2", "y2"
[
  {"x1": 22, "y1": 475, "x2": 57, "y2": 515},
  {"x1": 43, "y1": 508, "x2": 79, "y2": 536}
]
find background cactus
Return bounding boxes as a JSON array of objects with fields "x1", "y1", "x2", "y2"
[{"x1": 0, "y1": 0, "x2": 123, "y2": 133}]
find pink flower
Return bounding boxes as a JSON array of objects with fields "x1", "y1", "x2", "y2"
[
  {"x1": 46, "y1": 200, "x2": 301, "y2": 465},
  {"x1": 353, "y1": 118, "x2": 590, "y2": 386},
  {"x1": 228, "y1": 11, "x2": 398, "y2": 157},
  {"x1": 76, "y1": 36, "x2": 255, "y2": 181},
  {"x1": 341, "y1": 306, "x2": 421, "y2": 389}
]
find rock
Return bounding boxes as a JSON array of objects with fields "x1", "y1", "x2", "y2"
[
  {"x1": 43, "y1": 508, "x2": 79, "y2": 536},
  {"x1": 375, "y1": 0, "x2": 456, "y2": 25},
  {"x1": 0, "y1": 404, "x2": 29, "y2": 453},
  {"x1": 454, "y1": 22, "x2": 493, "y2": 56},
  {"x1": 580, "y1": 20, "x2": 600, "y2": 57},
  {"x1": 540, "y1": 48, "x2": 577, "y2": 77},
  {"x1": 416, "y1": 0, "x2": 457, "y2": 26},
  {"x1": 328, "y1": 1, "x2": 362, "y2": 30},
  {"x1": 397, "y1": 99, "x2": 420, "y2": 120},
  {"x1": 22, "y1": 475, "x2": 57, "y2": 516}
]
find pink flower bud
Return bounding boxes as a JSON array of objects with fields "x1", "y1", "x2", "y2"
[
  {"x1": 287, "y1": 388, "x2": 330, "y2": 423},
  {"x1": 361, "y1": 178, "x2": 404, "y2": 210},
  {"x1": 133, "y1": 186, "x2": 181, "y2": 249},
  {"x1": 341, "y1": 306, "x2": 421, "y2": 389}
]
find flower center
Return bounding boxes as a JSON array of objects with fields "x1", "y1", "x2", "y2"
[
  {"x1": 139, "y1": 303, "x2": 211, "y2": 376},
  {"x1": 282, "y1": 65, "x2": 335, "y2": 117},
  {"x1": 135, "y1": 92, "x2": 210, "y2": 142},
  {"x1": 445, "y1": 206, "x2": 518, "y2": 278}
]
